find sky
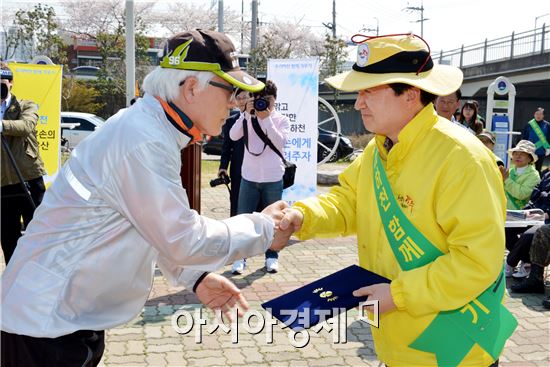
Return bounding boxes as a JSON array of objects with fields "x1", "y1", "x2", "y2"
[
  {"x1": 178, "y1": 0, "x2": 550, "y2": 54},
  {"x1": 4, "y1": 0, "x2": 550, "y2": 56}
]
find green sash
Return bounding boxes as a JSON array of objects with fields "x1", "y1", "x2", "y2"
[
  {"x1": 505, "y1": 169, "x2": 526, "y2": 210},
  {"x1": 528, "y1": 119, "x2": 550, "y2": 150},
  {"x1": 373, "y1": 149, "x2": 517, "y2": 367}
]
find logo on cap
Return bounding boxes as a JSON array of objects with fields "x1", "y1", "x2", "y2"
[
  {"x1": 229, "y1": 51, "x2": 240, "y2": 69},
  {"x1": 357, "y1": 44, "x2": 370, "y2": 67},
  {"x1": 161, "y1": 38, "x2": 193, "y2": 68},
  {"x1": 0, "y1": 69, "x2": 13, "y2": 80}
]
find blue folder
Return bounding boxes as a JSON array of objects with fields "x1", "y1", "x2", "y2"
[{"x1": 261, "y1": 265, "x2": 390, "y2": 331}]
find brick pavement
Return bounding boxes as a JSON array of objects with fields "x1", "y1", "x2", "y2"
[
  {"x1": 1, "y1": 177, "x2": 548, "y2": 366},
  {"x1": 96, "y1": 182, "x2": 550, "y2": 367}
]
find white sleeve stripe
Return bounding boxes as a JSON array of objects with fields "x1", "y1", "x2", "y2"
[{"x1": 65, "y1": 165, "x2": 91, "y2": 201}]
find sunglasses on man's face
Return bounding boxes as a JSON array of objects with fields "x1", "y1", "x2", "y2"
[
  {"x1": 208, "y1": 80, "x2": 240, "y2": 102},
  {"x1": 179, "y1": 79, "x2": 240, "y2": 102}
]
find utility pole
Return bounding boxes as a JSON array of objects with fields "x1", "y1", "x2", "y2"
[
  {"x1": 240, "y1": 0, "x2": 244, "y2": 53},
  {"x1": 251, "y1": 0, "x2": 258, "y2": 75},
  {"x1": 322, "y1": 0, "x2": 337, "y2": 38},
  {"x1": 217, "y1": 0, "x2": 224, "y2": 32},
  {"x1": 404, "y1": 1, "x2": 429, "y2": 37},
  {"x1": 125, "y1": 0, "x2": 135, "y2": 107},
  {"x1": 332, "y1": 0, "x2": 336, "y2": 38},
  {"x1": 361, "y1": 17, "x2": 379, "y2": 36},
  {"x1": 251, "y1": 0, "x2": 258, "y2": 50}
]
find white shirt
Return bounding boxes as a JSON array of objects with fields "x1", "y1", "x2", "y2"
[
  {"x1": 450, "y1": 117, "x2": 476, "y2": 135},
  {"x1": 229, "y1": 111, "x2": 290, "y2": 183},
  {"x1": 515, "y1": 166, "x2": 528, "y2": 175},
  {"x1": 0, "y1": 95, "x2": 274, "y2": 337}
]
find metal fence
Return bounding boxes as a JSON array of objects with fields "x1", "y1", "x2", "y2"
[{"x1": 432, "y1": 24, "x2": 549, "y2": 68}]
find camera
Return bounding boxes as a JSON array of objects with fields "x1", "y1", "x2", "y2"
[
  {"x1": 253, "y1": 96, "x2": 269, "y2": 112},
  {"x1": 210, "y1": 172, "x2": 230, "y2": 187}
]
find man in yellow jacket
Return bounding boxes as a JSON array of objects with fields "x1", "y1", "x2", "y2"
[{"x1": 269, "y1": 34, "x2": 517, "y2": 367}]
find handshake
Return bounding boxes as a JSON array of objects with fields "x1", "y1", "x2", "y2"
[{"x1": 260, "y1": 200, "x2": 304, "y2": 251}]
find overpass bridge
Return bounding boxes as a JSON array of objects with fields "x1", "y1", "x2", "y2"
[
  {"x1": 434, "y1": 25, "x2": 549, "y2": 97},
  {"x1": 321, "y1": 25, "x2": 550, "y2": 135}
]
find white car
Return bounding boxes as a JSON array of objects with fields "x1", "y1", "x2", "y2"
[
  {"x1": 61, "y1": 112, "x2": 105, "y2": 148},
  {"x1": 70, "y1": 66, "x2": 100, "y2": 81}
]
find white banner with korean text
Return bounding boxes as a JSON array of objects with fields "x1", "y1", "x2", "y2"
[{"x1": 267, "y1": 58, "x2": 319, "y2": 203}]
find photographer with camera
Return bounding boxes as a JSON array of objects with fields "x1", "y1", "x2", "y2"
[
  {"x1": 1, "y1": 62, "x2": 47, "y2": 265},
  {"x1": 229, "y1": 80, "x2": 290, "y2": 274}
]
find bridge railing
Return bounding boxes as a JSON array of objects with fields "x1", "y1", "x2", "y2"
[{"x1": 432, "y1": 24, "x2": 549, "y2": 67}]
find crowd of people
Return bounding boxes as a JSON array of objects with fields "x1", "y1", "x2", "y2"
[
  {"x1": 1, "y1": 28, "x2": 549, "y2": 367},
  {"x1": 433, "y1": 93, "x2": 550, "y2": 310}
]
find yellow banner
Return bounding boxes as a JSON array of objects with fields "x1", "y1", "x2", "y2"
[{"x1": 9, "y1": 63, "x2": 62, "y2": 186}]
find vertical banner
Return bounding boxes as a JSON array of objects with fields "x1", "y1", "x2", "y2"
[
  {"x1": 10, "y1": 63, "x2": 62, "y2": 185},
  {"x1": 267, "y1": 58, "x2": 319, "y2": 203}
]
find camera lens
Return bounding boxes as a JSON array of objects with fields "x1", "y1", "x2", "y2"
[{"x1": 253, "y1": 97, "x2": 268, "y2": 112}]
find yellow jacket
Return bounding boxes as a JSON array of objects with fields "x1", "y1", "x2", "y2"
[{"x1": 294, "y1": 105, "x2": 506, "y2": 367}]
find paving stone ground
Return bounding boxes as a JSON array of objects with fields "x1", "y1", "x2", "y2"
[
  {"x1": 2, "y1": 170, "x2": 549, "y2": 366},
  {"x1": 98, "y1": 181, "x2": 549, "y2": 367}
]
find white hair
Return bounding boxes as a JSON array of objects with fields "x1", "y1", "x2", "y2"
[{"x1": 142, "y1": 67, "x2": 215, "y2": 102}]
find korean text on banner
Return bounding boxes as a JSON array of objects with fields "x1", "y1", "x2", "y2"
[
  {"x1": 10, "y1": 63, "x2": 62, "y2": 186},
  {"x1": 267, "y1": 58, "x2": 319, "y2": 204}
]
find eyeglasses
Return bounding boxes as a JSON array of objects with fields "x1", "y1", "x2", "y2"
[
  {"x1": 178, "y1": 79, "x2": 240, "y2": 103},
  {"x1": 208, "y1": 80, "x2": 239, "y2": 103}
]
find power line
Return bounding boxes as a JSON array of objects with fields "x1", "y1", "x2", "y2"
[{"x1": 403, "y1": 1, "x2": 429, "y2": 37}]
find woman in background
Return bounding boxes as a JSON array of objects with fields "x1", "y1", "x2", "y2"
[{"x1": 458, "y1": 100, "x2": 483, "y2": 135}]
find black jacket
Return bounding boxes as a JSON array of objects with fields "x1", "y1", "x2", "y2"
[
  {"x1": 219, "y1": 110, "x2": 244, "y2": 181},
  {"x1": 525, "y1": 169, "x2": 550, "y2": 218}
]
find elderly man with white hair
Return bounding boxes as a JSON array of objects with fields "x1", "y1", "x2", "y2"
[{"x1": 1, "y1": 30, "x2": 287, "y2": 366}]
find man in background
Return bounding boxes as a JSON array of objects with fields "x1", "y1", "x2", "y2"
[
  {"x1": 522, "y1": 107, "x2": 550, "y2": 172},
  {"x1": 434, "y1": 88, "x2": 461, "y2": 122},
  {"x1": 0, "y1": 62, "x2": 46, "y2": 264},
  {"x1": 217, "y1": 90, "x2": 249, "y2": 216}
]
